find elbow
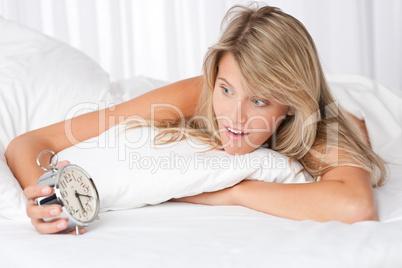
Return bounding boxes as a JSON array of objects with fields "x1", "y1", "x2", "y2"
[
  {"x1": 4, "y1": 134, "x2": 27, "y2": 161},
  {"x1": 342, "y1": 197, "x2": 378, "y2": 224},
  {"x1": 5, "y1": 132, "x2": 39, "y2": 160},
  {"x1": 4, "y1": 135, "x2": 19, "y2": 162},
  {"x1": 5, "y1": 133, "x2": 31, "y2": 170}
]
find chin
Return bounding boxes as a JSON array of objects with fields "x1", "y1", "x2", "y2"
[{"x1": 222, "y1": 146, "x2": 257, "y2": 156}]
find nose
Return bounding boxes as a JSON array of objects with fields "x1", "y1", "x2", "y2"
[{"x1": 229, "y1": 100, "x2": 247, "y2": 125}]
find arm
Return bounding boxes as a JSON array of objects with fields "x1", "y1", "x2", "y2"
[
  {"x1": 5, "y1": 76, "x2": 203, "y2": 234},
  {"x1": 233, "y1": 166, "x2": 377, "y2": 223},
  {"x1": 5, "y1": 76, "x2": 203, "y2": 189},
  {"x1": 175, "y1": 165, "x2": 377, "y2": 224},
  {"x1": 175, "y1": 113, "x2": 376, "y2": 224}
]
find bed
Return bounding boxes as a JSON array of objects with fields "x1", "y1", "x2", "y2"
[{"x1": 1, "y1": 17, "x2": 402, "y2": 268}]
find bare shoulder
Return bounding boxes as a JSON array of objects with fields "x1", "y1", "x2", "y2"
[
  {"x1": 318, "y1": 146, "x2": 372, "y2": 186},
  {"x1": 309, "y1": 143, "x2": 371, "y2": 182},
  {"x1": 345, "y1": 112, "x2": 371, "y2": 147}
]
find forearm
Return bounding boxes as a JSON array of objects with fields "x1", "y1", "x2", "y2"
[
  {"x1": 233, "y1": 180, "x2": 378, "y2": 224},
  {"x1": 5, "y1": 133, "x2": 54, "y2": 188},
  {"x1": 5, "y1": 110, "x2": 102, "y2": 189}
]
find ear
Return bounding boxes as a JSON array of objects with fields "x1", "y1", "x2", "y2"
[{"x1": 287, "y1": 107, "x2": 295, "y2": 116}]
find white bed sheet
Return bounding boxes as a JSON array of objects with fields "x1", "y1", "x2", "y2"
[{"x1": 1, "y1": 164, "x2": 402, "y2": 268}]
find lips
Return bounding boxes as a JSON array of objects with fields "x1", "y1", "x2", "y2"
[{"x1": 225, "y1": 126, "x2": 249, "y2": 141}]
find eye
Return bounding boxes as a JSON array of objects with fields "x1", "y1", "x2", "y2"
[
  {"x1": 252, "y1": 98, "x2": 268, "y2": 106},
  {"x1": 221, "y1": 87, "x2": 232, "y2": 95}
]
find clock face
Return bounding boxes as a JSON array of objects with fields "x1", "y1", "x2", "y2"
[{"x1": 57, "y1": 166, "x2": 99, "y2": 223}]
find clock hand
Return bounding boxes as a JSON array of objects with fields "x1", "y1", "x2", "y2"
[
  {"x1": 75, "y1": 191, "x2": 86, "y2": 212},
  {"x1": 75, "y1": 192, "x2": 93, "y2": 199}
]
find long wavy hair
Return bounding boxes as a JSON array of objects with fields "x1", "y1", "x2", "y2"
[{"x1": 126, "y1": 3, "x2": 387, "y2": 186}]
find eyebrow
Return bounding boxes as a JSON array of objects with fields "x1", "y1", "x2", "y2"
[{"x1": 217, "y1": 77, "x2": 235, "y2": 90}]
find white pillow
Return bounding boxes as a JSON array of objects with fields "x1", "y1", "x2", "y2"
[
  {"x1": 0, "y1": 16, "x2": 111, "y2": 148},
  {"x1": 56, "y1": 123, "x2": 312, "y2": 212},
  {"x1": 0, "y1": 17, "x2": 110, "y2": 221},
  {"x1": 0, "y1": 154, "x2": 28, "y2": 221}
]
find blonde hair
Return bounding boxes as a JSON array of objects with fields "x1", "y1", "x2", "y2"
[{"x1": 127, "y1": 3, "x2": 387, "y2": 186}]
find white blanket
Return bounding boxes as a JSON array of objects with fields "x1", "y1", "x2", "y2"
[{"x1": 327, "y1": 74, "x2": 402, "y2": 165}]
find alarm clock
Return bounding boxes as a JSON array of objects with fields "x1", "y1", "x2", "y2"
[{"x1": 35, "y1": 150, "x2": 100, "y2": 234}]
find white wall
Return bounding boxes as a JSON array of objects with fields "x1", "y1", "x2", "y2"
[{"x1": 1, "y1": 0, "x2": 401, "y2": 90}]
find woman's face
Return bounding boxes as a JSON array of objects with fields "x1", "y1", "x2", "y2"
[{"x1": 213, "y1": 53, "x2": 293, "y2": 155}]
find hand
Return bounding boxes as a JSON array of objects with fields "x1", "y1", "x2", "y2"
[
  {"x1": 24, "y1": 160, "x2": 86, "y2": 235},
  {"x1": 171, "y1": 186, "x2": 237, "y2": 206}
]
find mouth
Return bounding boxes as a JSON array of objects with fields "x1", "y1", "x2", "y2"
[{"x1": 225, "y1": 126, "x2": 249, "y2": 141}]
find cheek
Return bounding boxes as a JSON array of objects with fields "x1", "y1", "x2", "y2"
[
  {"x1": 212, "y1": 89, "x2": 222, "y2": 116},
  {"x1": 247, "y1": 110, "x2": 287, "y2": 132}
]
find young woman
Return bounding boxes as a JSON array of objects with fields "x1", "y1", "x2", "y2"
[{"x1": 5, "y1": 3, "x2": 386, "y2": 234}]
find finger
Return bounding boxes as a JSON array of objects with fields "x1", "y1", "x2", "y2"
[
  {"x1": 31, "y1": 218, "x2": 69, "y2": 234},
  {"x1": 26, "y1": 201, "x2": 62, "y2": 219},
  {"x1": 56, "y1": 160, "x2": 70, "y2": 168},
  {"x1": 31, "y1": 218, "x2": 86, "y2": 235},
  {"x1": 24, "y1": 185, "x2": 54, "y2": 200},
  {"x1": 27, "y1": 203, "x2": 86, "y2": 235}
]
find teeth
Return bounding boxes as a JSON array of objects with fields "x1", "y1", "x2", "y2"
[{"x1": 228, "y1": 127, "x2": 245, "y2": 135}]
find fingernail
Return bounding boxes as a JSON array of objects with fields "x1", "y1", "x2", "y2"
[
  {"x1": 57, "y1": 222, "x2": 66, "y2": 230},
  {"x1": 50, "y1": 209, "x2": 60, "y2": 216},
  {"x1": 41, "y1": 187, "x2": 51, "y2": 195}
]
